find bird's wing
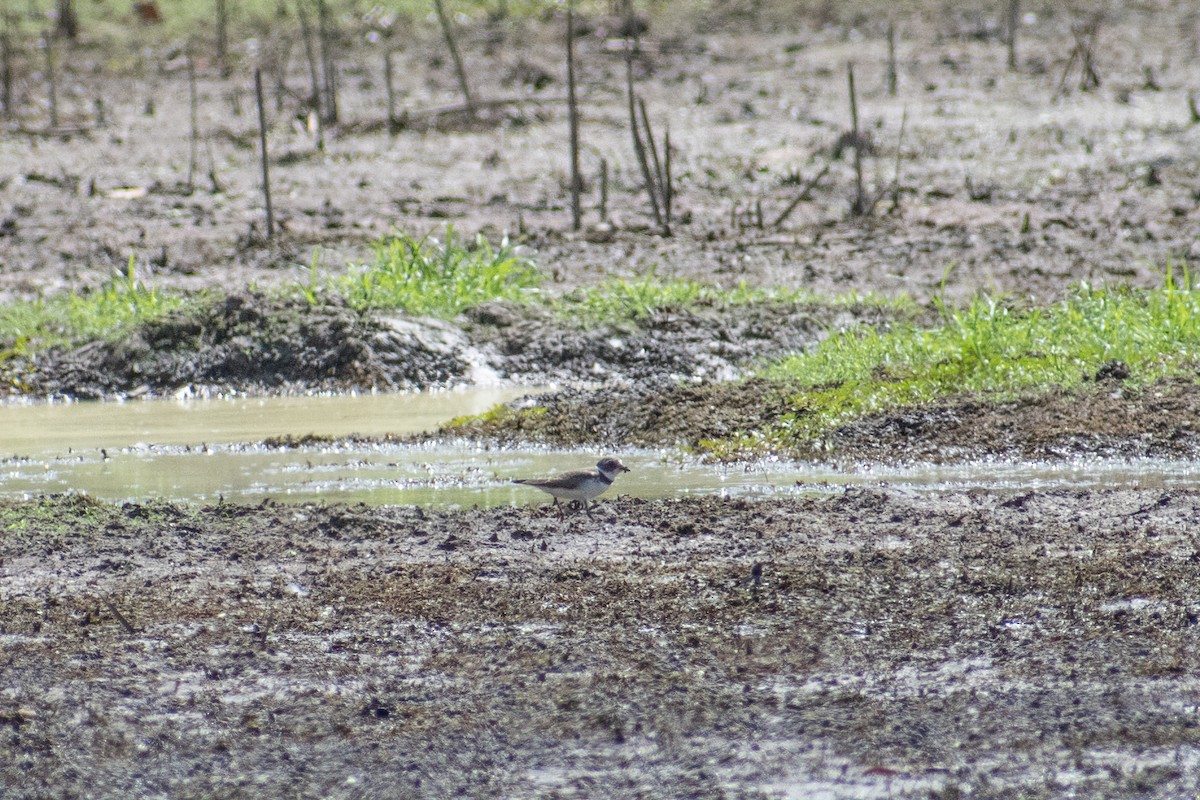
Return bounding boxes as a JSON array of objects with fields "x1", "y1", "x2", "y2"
[{"x1": 513, "y1": 469, "x2": 594, "y2": 489}]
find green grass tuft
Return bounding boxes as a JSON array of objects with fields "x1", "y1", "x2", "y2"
[
  {"x1": 335, "y1": 228, "x2": 540, "y2": 316},
  {"x1": 0, "y1": 255, "x2": 185, "y2": 352},
  {"x1": 730, "y1": 271, "x2": 1200, "y2": 453}
]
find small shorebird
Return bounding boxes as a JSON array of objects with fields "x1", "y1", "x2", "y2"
[{"x1": 513, "y1": 457, "x2": 631, "y2": 519}]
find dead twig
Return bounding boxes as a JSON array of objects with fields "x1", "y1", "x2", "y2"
[
  {"x1": 626, "y1": 54, "x2": 662, "y2": 227},
  {"x1": 1, "y1": 15, "x2": 13, "y2": 118},
  {"x1": 566, "y1": 0, "x2": 582, "y2": 231},
  {"x1": 847, "y1": 61, "x2": 867, "y2": 216},
  {"x1": 1006, "y1": 0, "x2": 1020, "y2": 71},
  {"x1": 383, "y1": 49, "x2": 398, "y2": 131},
  {"x1": 296, "y1": 0, "x2": 324, "y2": 149},
  {"x1": 1057, "y1": 14, "x2": 1102, "y2": 95},
  {"x1": 433, "y1": 0, "x2": 475, "y2": 114},
  {"x1": 252, "y1": 609, "x2": 276, "y2": 645},
  {"x1": 771, "y1": 157, "x2": 833, "y2": 228},
  {"x1": 872, "y1": 106, "x2": 908, "y2": 215},
  {"x1": 205, "y1": 137, "x2": 222, "y2": 193},
  {"x1": 270, "y1": 35, "x2": 293, "y2": 112},
  {"x1": 316, "y1": 0, "x2": 338, "y2": 124},
  {"x1": 42, "y1": 31, "x2": 58, "y2": 129},
  {"x1": 886, "y1": 20, "x2": 897, "y2": 97},
  {"x1": 55, "y1": 0, "x2": 78, "y2": 40},
  {"x1": 186, "y1": 52, "x2": 199, "y2": 191},
  {"x1": 102, "y1": 598, "x2": 138, "y2": 635},
  {"x1": 215, "y1": 0, "x2": 229, "y2": 77},
  {"x1": 637, "y1": 96, "x2": 671, "y2": 232},
  {"x1": 663, "y1": 127, "x2": 673, "y2": 227},
  {"x1": 599, "y1": 157, "x2": 609, "y2": 223},
  {"x1": 254, "y1": 68, "x2": 275, "y2": 239}
]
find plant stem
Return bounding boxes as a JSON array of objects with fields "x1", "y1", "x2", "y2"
[
  {"x1": 55, "y1": 0, "x2": 78, "y2": 40},
  {"x1": 637, "y1": 97, "x2": 669, "y2": 234},
  {"x1": 254, "y1": 68, "x2": 275, "y2": 239},
  {"x1": 1, "y1": 15, "x2": 12, "y2": 119},
  {"x1": 664, "y1": 127, "x2": 672, "y2": 228},
  {"x1": 1006, "y1": 0, "x2": 1020, "y2": 71},
  {"x1": 296, "y1": 0, "x2": 324, "y2": 149},
  {"x1": 566, "y1": 0, "x2": 582, "y2": 231},
  {"x1": 433, "y1": 0, "x2": 475, "y2": 113},
  {"x1": 599, "y1": 158, "x2": 609, "y2": 223},
  {"x1": 316, "y1": 0, "x2": 338, "y2": 124},
  {"x1": 771, "y1": 158, "x2": 833, "y2": 228},
  {"x1": 384, "y1": 49, "x2": 397, "y2": 130},
  {"x1": 186, "y1": 53, "x2": 198, "y2": 191},
  {"x1": 43, "y1": 31, "x2": 58, "y2": 129},
  {"x1": 847, "y1": 61, "x2": 866, "y2": 216},
  {"x1": 626, "y1": 64, "x2": 661, "y2": 227},
  {"x1": 886, "y1": 20, "x2": 897, "y2": 96},
  {"x1": 215, "y1": 0, "x2": 229, "y2": 77}
]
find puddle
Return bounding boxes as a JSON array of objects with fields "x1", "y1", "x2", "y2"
[
  {"x1": 5, "y1": 391, "x2": 1200, "y2": 507},
  {"x1": 3, "y1": 441, "x2": 1199, "y2": 508},
  {"x1": 3, "y1": 388, "x2": 537, "y2": 454}
]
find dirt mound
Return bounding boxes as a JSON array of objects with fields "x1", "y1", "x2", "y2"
[
  {"x1": 11, "y1": 296, "x2": 877, "y2": 400},
  {"x1": 19, "y1": 292, "x2": 467, "y2": 398},
  {"x1": 464, "y1": 300, "x2": 876, "y2": 384}
]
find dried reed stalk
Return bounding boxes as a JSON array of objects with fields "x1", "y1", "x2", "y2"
[
  {"x1": 566, "y1": 1, "x2": 582, "y2": 230},
  {"x1": 254, "y1": 68, "x2": 275, "y2": 239},
  {"x1": 433, "y1": 0, "x2": 475, "y2": 113}
]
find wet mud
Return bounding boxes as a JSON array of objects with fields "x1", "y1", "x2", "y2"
[
  {"x1": 460, "y1": 300, "x2": 886, "y2": 386},
  {"x1": 824, "y1": 375, "x2": 1200, "y2": 464},
  {"x1": 3, "y1": 491, "x2": 1199, "y2": 799}
]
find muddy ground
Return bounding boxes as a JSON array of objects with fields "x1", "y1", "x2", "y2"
[
  {"x1": 4, "y1": 3, "x2": 1200, "y2": 798},
  {"x1": 2, "y1": 3, "x2": 1200, "y2": 308},
  {"x1": 3, "y1": 490, "x2": 1200, "y2": 799}
]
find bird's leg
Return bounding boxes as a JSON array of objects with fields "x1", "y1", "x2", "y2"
[
  {"x1": 584, "y1": 500, "x2": 594, "y2": 519},
  {"x1": 553, "y1": 498, "x2": 565, "y2": 519}
]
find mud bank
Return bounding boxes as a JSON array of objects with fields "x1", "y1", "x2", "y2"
[
  {"x1": 5, "y1": 293, "x2": 872, "y2": 399},
  {"x1": 13, "y1": 292, "x2": 465, "y2": 399},
  {"x1": 453, "y1": 374, "x2": 1200, "y2": 465}
]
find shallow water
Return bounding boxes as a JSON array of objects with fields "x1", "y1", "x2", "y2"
[
  {"x1": 2, "y1": 388, "x2": 537, "y2": 453},
  {"x1": 5, "y1": 391, "x2": 1199, "y2": 507}
]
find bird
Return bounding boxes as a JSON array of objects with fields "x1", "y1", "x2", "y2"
[{"x1": 512, "y1": 457, "x2": 631, "y2": 519}]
